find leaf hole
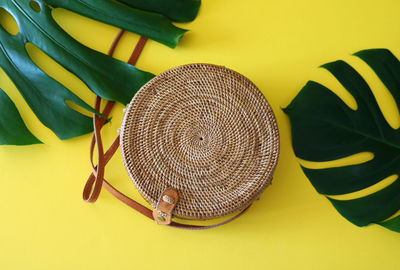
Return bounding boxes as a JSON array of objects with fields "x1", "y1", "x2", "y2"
[
  {"x1": 348, "y1": 55, "x2": 400, "y2": 130},
  {"x1": 30, "y1": 1, "x2": 41, "y2": 12},
  {"x1": 25, "y1": 42, "x2": 95, "y2": 116},
  {"x1": 299, "y1": 152, "x2": 373, "y2": 169},
  {"x1": 0, "y1": 8, "x2": 19, "y2": 35},
  {"x1": 51, "y1": 7, "x2": 121, "y2": 54},
  {"x1": 327, "y1": 174, "x2": 398, "y2": 201},
  {"x1": 380, "y1": 209, "x2": 400, "y2": 223},
  {"x1": 313, "y1": 68, "x2": 358, "y2": 111},
  {"x1": 65, "y1": 100, "x2": 93, "y2": 118}
]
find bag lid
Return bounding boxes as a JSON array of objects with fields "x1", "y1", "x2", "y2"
[{"x1": 120, "y1": 63, "x2": 279, "y2": 220}]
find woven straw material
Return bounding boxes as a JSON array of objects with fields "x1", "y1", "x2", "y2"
[{"x1": 120, "y1": 64, "x2": 279, "y2": 220}]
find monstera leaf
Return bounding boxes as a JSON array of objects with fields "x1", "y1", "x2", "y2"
[
  {"x1": 45, "y1": 0, "x2": 191, "y2": 48},
  {"x1": 0, "y1": 0, "x2": 155, "y2": 141},
  {"x1": 0, "y1": 0, "x2": 201, "y2": 144},
  {"x1": 117, "y1": 0, "x2": 201, "y2": 22},
  {"x1": 284, "y1": 49, "x2": 400, "y2": 233}
]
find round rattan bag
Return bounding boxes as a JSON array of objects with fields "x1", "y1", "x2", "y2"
[{"x1": 117, "y1": 63, "x2": 279, "y2": 226}]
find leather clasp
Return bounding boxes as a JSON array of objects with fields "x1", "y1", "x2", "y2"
[{"x1": 152, "y1": 188, "x2": 179, "y2": 225}]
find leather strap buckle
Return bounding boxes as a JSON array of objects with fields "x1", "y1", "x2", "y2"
[{"x1": 153, "y1": 188, "x2": 179, "y2": 225}]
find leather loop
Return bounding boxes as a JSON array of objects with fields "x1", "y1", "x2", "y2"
[
  {"x1": 82, "y1": 30, "x2": 251, "y2": 229},
  {"x1": 153, "y1": 188, "x2": 179, "y2": 225}
]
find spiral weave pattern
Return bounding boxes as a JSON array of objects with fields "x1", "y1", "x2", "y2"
[{"x1": 120, "y1": 64, "x2": 279, "y2": 219}]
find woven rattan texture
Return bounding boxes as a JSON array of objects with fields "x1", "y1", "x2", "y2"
[{"x1": 120, "y1": 64, "x2": 279, "y2": 220}]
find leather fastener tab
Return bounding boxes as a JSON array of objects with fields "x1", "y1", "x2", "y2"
[{"x1": 152, "y1": 188, "x2": 179, "y2": 225}]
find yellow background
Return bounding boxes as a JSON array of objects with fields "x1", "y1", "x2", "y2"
[{"x1": 1, "y1": 0, "x2": 400, "y2": 269}]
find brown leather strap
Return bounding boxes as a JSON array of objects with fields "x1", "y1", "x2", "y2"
[
  {"x1": 83, "y1": 30, "x2": 251, "y2": 229},
  {"x1": 85, "y1": 130, "x2": 250, "y2": 229},
  {"x1": 128, "y1": 35, "x2": 147, "y2": 65},
  {"x1": 84, "y1": 30, "x2": 145, "y2": 202}
]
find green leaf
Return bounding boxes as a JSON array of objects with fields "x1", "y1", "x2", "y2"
[
  {"x1": 118, "y1": 0, "x2": 201, "y2": 22},
  {"x1": 0, "y1": 88, "x2": 41, "y2": 145},
  {"x1": 283, "y1": 48, "x2": 400, "y2": 233},
  {"x1": 379, "y1": 215, "x2": 400, "y2": 233},
  {"x1": 0, "y1": 0, "x2": 155, "y2": 140},
  {"x1": 44, "y1": 0, "x2": 188, "y2": 48}
]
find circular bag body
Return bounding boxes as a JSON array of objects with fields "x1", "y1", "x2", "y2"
[{"x1": 120, "y1": 64, "x2": 279, "y2": 220}]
